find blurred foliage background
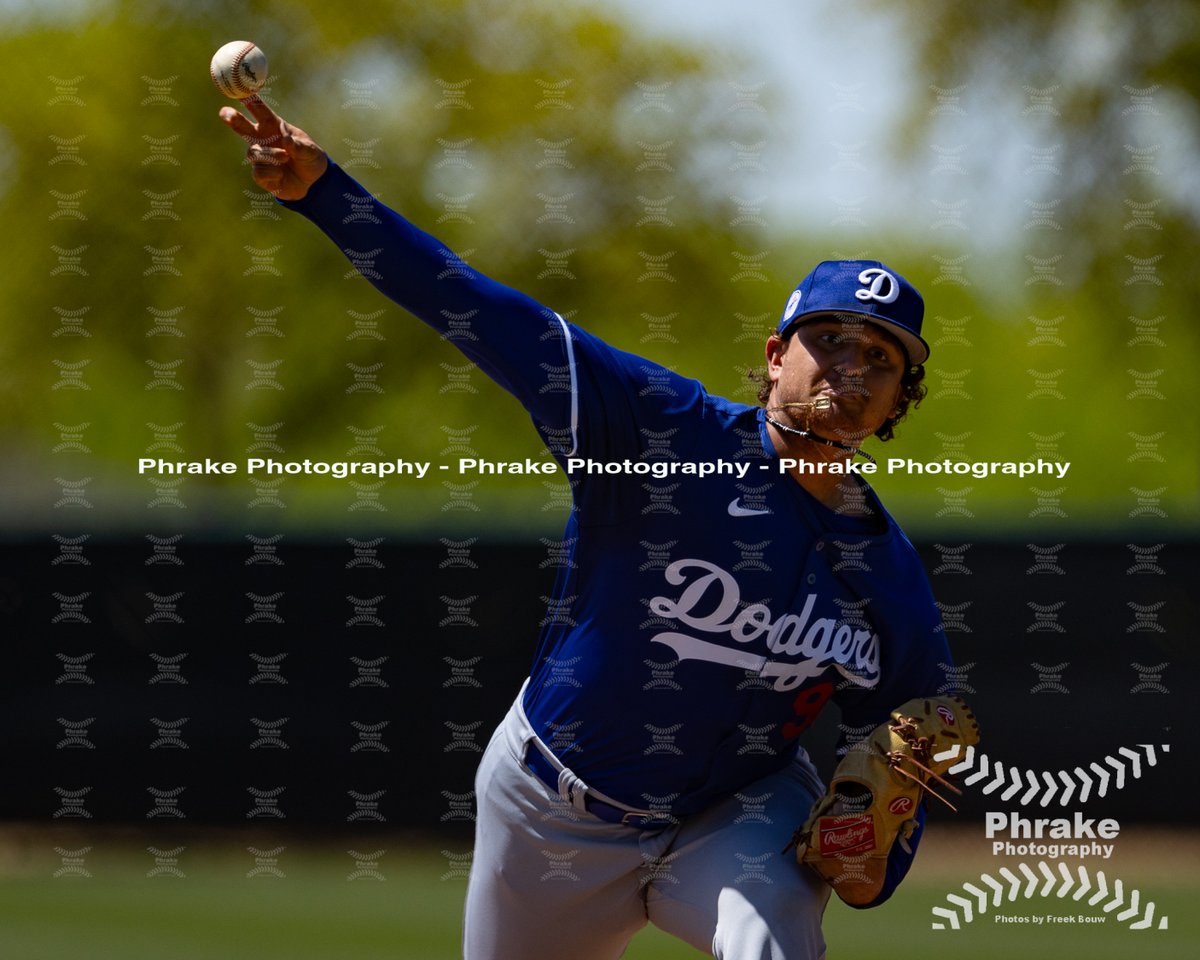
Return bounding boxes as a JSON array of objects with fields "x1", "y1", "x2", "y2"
[{"x1": 0, "y1": 0, "x2": 1196, "y2": 537}]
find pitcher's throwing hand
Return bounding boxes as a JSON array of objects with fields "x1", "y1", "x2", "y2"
[{"x1": 218, "y1": 96, "x2": 327, "y2": 201}]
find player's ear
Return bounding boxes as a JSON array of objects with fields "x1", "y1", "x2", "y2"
[{"x1": 765, "y1": 333, "x2": 787, "y2": 379}]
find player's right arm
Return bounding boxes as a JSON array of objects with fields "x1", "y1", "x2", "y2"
[{"x1": 218, "y1": 98, "x2": 578, "y2": 446}]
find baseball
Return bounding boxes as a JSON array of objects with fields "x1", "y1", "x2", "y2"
[{"x1": 210, "y1": 41, "x2": 268, "y2": 99}]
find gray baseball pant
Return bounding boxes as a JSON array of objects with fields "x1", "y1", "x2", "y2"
[{"x1": 463, "y1": 687, "x2": 831, "y2": 959}]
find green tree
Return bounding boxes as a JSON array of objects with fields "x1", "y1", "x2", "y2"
[
  {"x1": 0, "y1": 0, "x2": 788, "y2": 532},
  {"x1": 843, "y1": 0, "x2": 1200, "y2": 530}
]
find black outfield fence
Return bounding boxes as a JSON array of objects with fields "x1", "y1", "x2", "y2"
[{"x1": 1, "y1": 537, "x2": 1191, "y2": 828}]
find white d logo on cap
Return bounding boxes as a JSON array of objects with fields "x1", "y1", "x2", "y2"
[{"x1": 855, "y1": 268, "x2": 899, "y2": 304}]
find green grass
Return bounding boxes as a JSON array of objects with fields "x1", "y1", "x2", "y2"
[{"x1": 0, "y1": 836, "x2": 1193, "y2": 959}]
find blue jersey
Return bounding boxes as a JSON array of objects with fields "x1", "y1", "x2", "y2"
[{"x1": 285, "y1": 160, "x2": 951, "y2": 863}]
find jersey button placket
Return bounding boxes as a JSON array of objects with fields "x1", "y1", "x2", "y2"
[{"x1": 806, "y1": 541, "x2": 826, "y2": 584}]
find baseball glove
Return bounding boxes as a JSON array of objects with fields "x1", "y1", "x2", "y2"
[{"x1": 788, "y1": 695, "x2": 980, "y2": 906}]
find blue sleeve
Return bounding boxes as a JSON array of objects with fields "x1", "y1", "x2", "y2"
[
  {"x1": 281, "y1": 160, "x2": 713, "y2": 469},
  {"x1": 281, "y1": 161, "x2": 578, "y2": 451}
]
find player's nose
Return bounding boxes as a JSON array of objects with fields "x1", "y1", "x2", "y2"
[
  {"x1": 825, "y1": 343, "x2": 870, "y2": 378},
  {"x1": 817, "y1": 335, "x2": 862, "y2": 366}
]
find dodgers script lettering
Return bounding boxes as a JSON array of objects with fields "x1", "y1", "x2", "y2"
[{"x1": 648, "y1": 559, "x2": 881, "y2": 692}]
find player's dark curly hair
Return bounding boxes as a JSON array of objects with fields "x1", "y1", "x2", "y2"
[{"x1": 748, "y1": 340, "x2": 928, "y2": 442}]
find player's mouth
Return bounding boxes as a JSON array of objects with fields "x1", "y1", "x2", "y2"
[{"x1": 815, "y1": 386, "x2": 869, "y2": 405}]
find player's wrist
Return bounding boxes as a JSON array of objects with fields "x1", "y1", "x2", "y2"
[
  {"x1": 301, "y1": 153, "x2": 331, "y2": 194},
  {"x1": 279, "y1": 156, "x2": 337, "y2": 208}
]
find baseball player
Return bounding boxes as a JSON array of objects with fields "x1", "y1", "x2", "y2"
[{"x1": 221, "y1": 98, "x2": 961, "y2": 960}]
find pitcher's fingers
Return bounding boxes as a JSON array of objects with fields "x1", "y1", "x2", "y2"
[
  {"x1": 253, "y1": 165, "x2": 286, "y2": 192},
  {"x1": 247, "y1": 144, "x2": 290, "y2": 165},
  {"x1": 218, "y1": 105, "x2": 259, "y2": 142},
  {"x1": 242, "y1": 95, "x2": 283, "y2": 133},
  {"x1": 279, "y1": 120, "x2": 323, "y2": 160}
]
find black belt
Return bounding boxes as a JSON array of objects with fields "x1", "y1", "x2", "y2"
[{"x1": 523, "y1": 746, "x2": 676, "y2": 829}]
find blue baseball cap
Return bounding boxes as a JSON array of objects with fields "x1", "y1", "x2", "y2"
[{"x1": 777, "y1": 260, "x2": 929, "y2": 365}]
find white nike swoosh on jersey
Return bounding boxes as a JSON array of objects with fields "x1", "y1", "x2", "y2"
[{"x1": 727, "y1": 498, "x2": 772, "y2": 517}]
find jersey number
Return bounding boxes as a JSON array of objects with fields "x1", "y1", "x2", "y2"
[{"x1": 781, "y1": 681, "x2": 834, "y2": 739}]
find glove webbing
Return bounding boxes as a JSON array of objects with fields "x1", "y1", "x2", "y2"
[{"x1": 886, "y1": 715, "x2": 965, "y2": 811}]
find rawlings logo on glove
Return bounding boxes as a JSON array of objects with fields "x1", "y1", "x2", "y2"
[{"x1": 788, "y1": 695, "x2": 980, "y2": 906}]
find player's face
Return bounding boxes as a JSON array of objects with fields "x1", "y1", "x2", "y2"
[{"x1": 765, "y1": 316, "x2": 906, "y2": 443}]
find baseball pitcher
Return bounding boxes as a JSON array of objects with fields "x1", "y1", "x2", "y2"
[{"x1": 220, "y1": 96, "x2": 977, "y2": 960}]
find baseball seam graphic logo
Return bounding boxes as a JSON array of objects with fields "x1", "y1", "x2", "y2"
[
  {"x1": 933, "y1": 742, "x2": 1172, "y2": 932},
  {"x1": 948, "y1": 743, "x2": 1168, "y2": 806},
  {"x1": 930, "y1": 864, "x2": 1166, "y2": 931}
]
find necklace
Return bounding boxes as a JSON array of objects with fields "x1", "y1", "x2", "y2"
[{"x1": 764, "y1": 408, "x2": 877, "y2": 464}]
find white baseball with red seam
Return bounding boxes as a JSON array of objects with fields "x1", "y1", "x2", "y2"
[{"x1": 210, "y1": 41, "x2": 268, "y2": 99}]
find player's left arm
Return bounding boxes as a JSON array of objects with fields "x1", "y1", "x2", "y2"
[{"x1": 815, "y1": 596, "x2": 961, "y2": 908}]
